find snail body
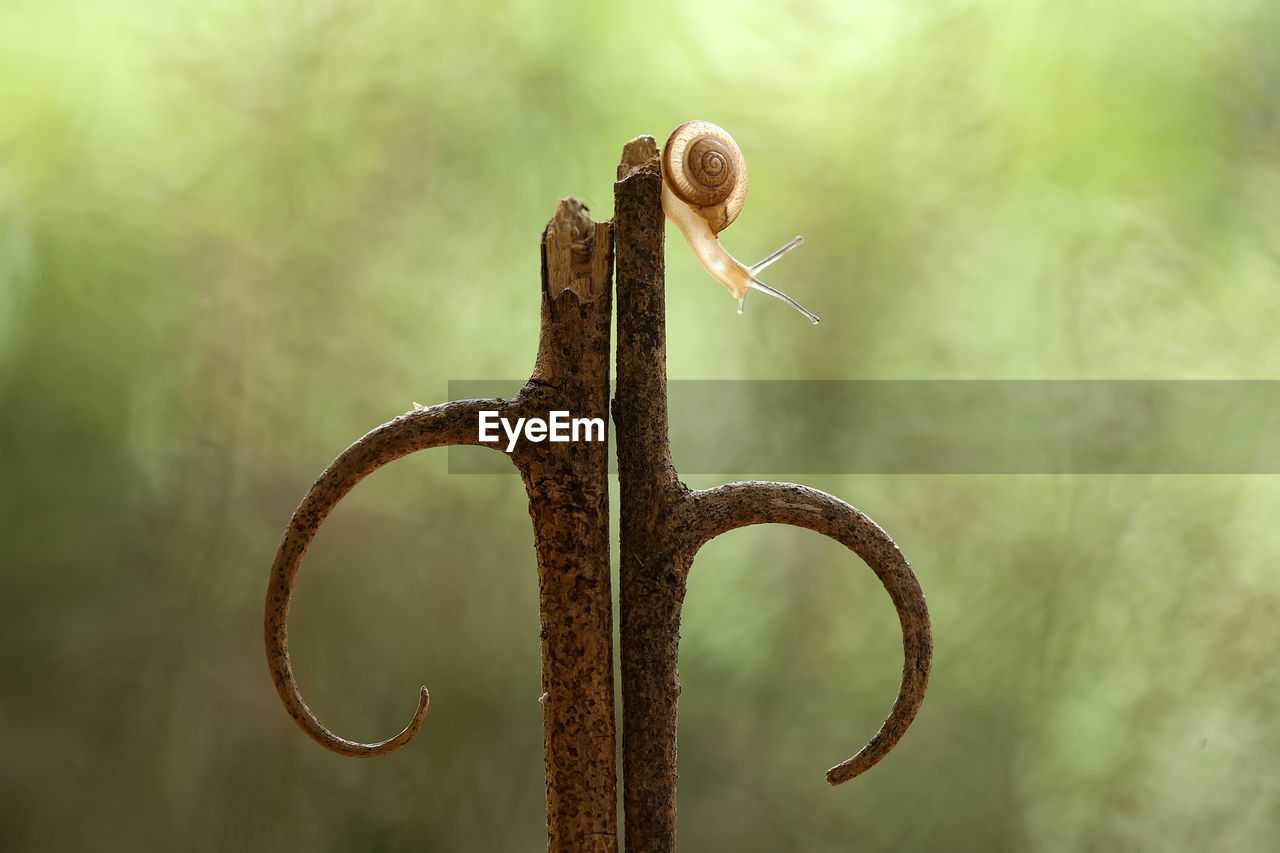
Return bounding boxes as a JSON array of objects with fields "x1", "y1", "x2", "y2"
[{"x1": 660, "y1": 120, "x2": 818, "y2": 324}]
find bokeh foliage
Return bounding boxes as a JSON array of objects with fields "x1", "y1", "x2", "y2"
[{"x1": 2, "y1": 0, "x2": 1278, "y2": 850}]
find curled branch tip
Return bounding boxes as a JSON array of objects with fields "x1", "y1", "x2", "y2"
[
  {"x1": 263, "y1": 408, "x2": 486, "y2": 758},
  {"x1": 266, "y1": 633, "x2": 432, "y2": 757},
  {"x1": 685, "y1": 481, "x2": 932, "y2": 787},
  {"x1": 292, "y1": 685, "x2": 431, "y2": 758}
]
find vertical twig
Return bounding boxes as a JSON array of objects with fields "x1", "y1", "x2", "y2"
[
  {"x1": 613, "y1": 137, "x2": 689, "y2": 853},
  {"x1": 517, "y1": 199, "x2": 618, "y2": 853}
]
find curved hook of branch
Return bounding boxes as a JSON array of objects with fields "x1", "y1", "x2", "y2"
[
  {"x1": 683, "y1": 481, "x2": 932, "y2": 785},
  {"x1": 265, "y1": 398, "x2": 507, "y2": 757}
]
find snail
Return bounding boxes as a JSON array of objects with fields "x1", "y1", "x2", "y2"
[{"x1": 661, "y1": 120, "x2": 819, "y2": 324}]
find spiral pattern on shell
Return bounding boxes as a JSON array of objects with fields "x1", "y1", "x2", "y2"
[{"x1": 662, "y1": 120, "x2": 749, "y2": 232}]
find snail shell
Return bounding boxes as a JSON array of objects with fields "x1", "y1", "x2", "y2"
[
  {"x1": 661, "y1": 120, "x2": 749, "y2": 235},
  {"x1": 660, "y1": 121, "x2": 819, "y2": 324}
]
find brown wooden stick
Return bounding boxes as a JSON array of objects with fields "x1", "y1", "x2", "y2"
[
  {"x1": 613, "y1": 137, "x2": 689, "y2": 853},
  {"x1": 521, "y1": 200, "x2": 617, "y2": 853},
  {"x1": 265, "y1": 198, "x2": 617, "y2": 853},
  {"x1": 612, "y1": 137, "x2": 932, "y2": 852}
]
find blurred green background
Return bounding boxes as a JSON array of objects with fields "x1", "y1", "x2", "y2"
[{"x1": 2, "y1": 0, "x2": 1278, "y2": 850}]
